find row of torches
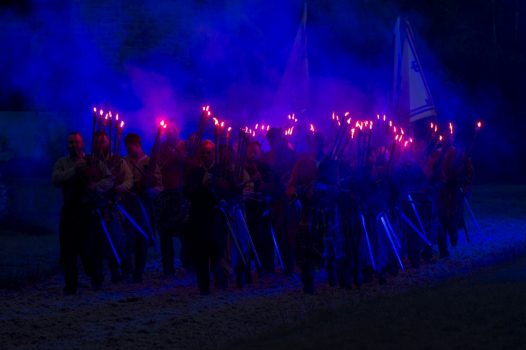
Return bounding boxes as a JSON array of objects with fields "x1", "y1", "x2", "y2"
[
  {"x1": 91, "y1": 104, "x2": 483, "y2": 174},
  {"x1": 91, "y1": 107, "x2": 125, "y2": 157}
]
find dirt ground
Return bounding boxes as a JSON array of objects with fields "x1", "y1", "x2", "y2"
[{"x1": 1, "y1": 185, "x2": 525, "y2": 349}]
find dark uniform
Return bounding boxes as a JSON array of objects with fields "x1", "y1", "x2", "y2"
[
  {"x1": 124, "y1": 154, "x2": 163, "y2": 282},
  {"x1": 185, "y1": 160, "x2": 239, "y2": 294},
  {"x1": 52, "y1": 153, "x2": 112, "y2": 294}
]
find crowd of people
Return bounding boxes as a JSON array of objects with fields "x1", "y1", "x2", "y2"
[{"x1": 52, "y1": 115, "x2": 474, "y2": 296}]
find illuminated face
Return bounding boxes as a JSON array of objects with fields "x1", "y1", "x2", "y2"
[
  {"x1": 67, "y1": 133, "x2": 84, "y2": 156},
  {"x1": 199, "y1": 142, "x2": 214, "y2": 167},
  {"x1": 125, "y1": 142, "x2": 142, "y2": 158},
  {"x1": 94, "y1": 135, "x2": 110, "y2": 154}
]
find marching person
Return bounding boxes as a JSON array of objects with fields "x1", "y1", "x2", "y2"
[
  {"x1": 263, "y1": 127, "x2": 298, "y2": 276},
  {"x1": 185, "y1": 140, "x2": 239, "y2": 295},
  {"x1": 123, "y1": 133, "x2": 163, "y2": 283},
  {"x1": 52, "y1": 132, "x2": 113, "y2": 295},
  {"x1": 156, "y1": 131, "x2": 189, "y2": 276},
  {"x1": 92, "y1": 131, "x2": 134, "y2": 283},
  {"x1": 243, "y1": 141, "x2": 277, "y2": 276}
]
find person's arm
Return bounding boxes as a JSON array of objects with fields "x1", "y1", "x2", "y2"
[
  {"x1": 115, "y1": 159, "x2": 134, "y2": 193},
  {"x1": 152, "y1": 164, "x2": 164, "y2": 192},
  {"x1": 94, "y1": 161, "x2": 114, "y2": 193},
  {"x1": 52, "y1": 158, "x2": 77, "y2": 186}
]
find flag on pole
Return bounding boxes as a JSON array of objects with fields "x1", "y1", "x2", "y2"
[
  {"x1": 393, "y1": 17, "x2": 437, "y2": 123},
  {"x1": 273, "y1": 2, "x2": 309, "y2": 117}
]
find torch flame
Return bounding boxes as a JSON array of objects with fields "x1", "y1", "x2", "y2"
[
  {"x1": 430, "y1": 122, "x2": 434, "y2": 129},
  {"x1": 116, "y1": 114, "x2": 119, "y2": 121},
  {"x1": 383, "y1": 115, "x2": 386, "y2": 122},
  {"x1": 347, "y1": 118, "x2": 351, "y2": 124},
  {"x1": 100, "y1": 109, "x2": 104, "y2": 116},
  {"x1": 344, "y1": 112, "x2": 350, "y2": 117},
  {"x1": 120, "y1": 121, "x2": 124, "y2": 128},
  {"x1": 309, "y1": 123, "x2": 315, "y2": 133},
  {"x1": 266, "y1": 125, "x2": 270, "y2": 131},
  {"x1": 439, "y1": 135, "x2": 443, "y2": 141},
  {"x1": 449, "y1": 122, "x2": 453, "y2": 135},
  {"x1": 404, "y1": 141, "x2": 409, "y2": 147},
  {"x1": 93, "y1": 107, "x2": 97, "y2": 113},
  {"x1": 476, "y1": 121, "x2": 482, "y2": 129},
  {"x1": 351, "y1": 128, "x2": 355, "y2": 139},
  {"x1": 227, "y1": 127, "x2": 232, "y2": 132}
]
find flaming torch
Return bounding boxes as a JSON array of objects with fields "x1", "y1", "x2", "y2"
[
  {"x1": 116, "y1": 120, "x2": 124, "y2": 156},
  {"x1": 192, "y1": 105, "x2": 212, "y2": 155},
  {"x1": 91, "y1": 107, "x2": 97, "y2": 153}
]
